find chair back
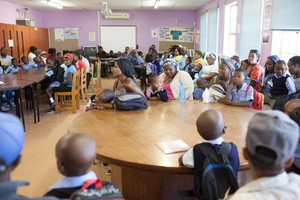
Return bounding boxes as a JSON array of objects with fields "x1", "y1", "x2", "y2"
[
  {"x1": 81, "y1": 67, "x2": 87, "y2": 88},
  {"x1": 72, "y1": 71, "x2": 81, "y2": 93},
  {"x1": 90, "y1": 63, "x2": 94, "y2": 78}
]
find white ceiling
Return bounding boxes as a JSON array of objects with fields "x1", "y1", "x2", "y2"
[{"x1": 4, "y1": 0, "x2": 212, "y2": 11}]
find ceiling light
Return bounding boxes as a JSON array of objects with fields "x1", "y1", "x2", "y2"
[
  {"x1": 47, "y1": 0, "x2": 63, "y2": 9},
  {"x1": 154, "y1": 0, "x2": 159, "y2": 9}
]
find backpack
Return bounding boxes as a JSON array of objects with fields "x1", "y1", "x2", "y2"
[
  {"x1": 114, "y1": 93, "x2": 148, "y2": 111},
  {"x1": 246, "y1": 85, "x2": 264, "y2": 110},
  {"x1": 193, "y1": 142, "x2": 239, "y2": 200},
  {"x1": 70, "y1": 179, "x2": 125, "y2": 200}
]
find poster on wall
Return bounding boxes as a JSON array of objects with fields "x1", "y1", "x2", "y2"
[
  {"x1": 151, "y1": 28, "x2": 158, "y2": 38},
  {"x1": 64, "y1": 28, "x2": 79, "y2": 39},
  {"x1": 54, "y1": 28, "x2": 64, "y2": 42},
  {"x1": 159, "y1": 27, "x2": 194, "y2": 42}
]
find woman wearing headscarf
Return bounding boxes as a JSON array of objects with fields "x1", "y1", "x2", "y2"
[
  {"x1": 200, "y1": 53, "x2": 218, "y2": 81},
  {"x1": 159, "y1": 59, "x2": 194, "y2": 100}
]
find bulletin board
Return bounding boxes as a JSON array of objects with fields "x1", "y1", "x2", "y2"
[
  {"x1": 158, "y1": 27, "x2": 194, "y2": 52},
  {"x1": 49, "y1": 28, "x2": 79, "y2": 53}
]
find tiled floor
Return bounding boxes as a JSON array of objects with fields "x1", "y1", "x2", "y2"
[{"x1": 11, "y1": 78, "x2": 115, "y2": 198}]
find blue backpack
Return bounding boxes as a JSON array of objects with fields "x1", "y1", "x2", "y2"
[{"x1": 193, "y1": 142, "x2": 239, "y2": 200}]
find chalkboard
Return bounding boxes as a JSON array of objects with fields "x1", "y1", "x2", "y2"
[{"x1": 100, "y1": 26, "x2": 136, "y2": 52}]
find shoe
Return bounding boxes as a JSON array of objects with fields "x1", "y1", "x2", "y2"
[
  {"x1": 3, "y1": 103, "x2": 10, "y2": 108},
  {"x1": 1, "y1": 106, "x2": 10, "y2": 112},
  {"x1": 10, "y1": 102, "x2": 16, "y2": 108},
  {"x1": 47, "y1": 108, "x2": 55, "y2": 114},
  {"x1": 49, "y1": 102, "x2": 55, "y2": 110}
]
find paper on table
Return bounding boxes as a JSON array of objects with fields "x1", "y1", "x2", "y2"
[{"x1": 156, "y1": 139, "x2": 190, "y2": 154}]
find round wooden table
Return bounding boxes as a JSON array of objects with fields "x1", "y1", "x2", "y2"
[{"x1": 69, "y1": 101, "x2": 257, "y2": 200}]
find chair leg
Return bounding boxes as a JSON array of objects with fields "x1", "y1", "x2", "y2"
[
  {"x1": 76, "y1": 93, "x2": 80, "y2": 109},
  {"x1": 55, "y1": 94, "x2": 59, "y2": 113},
  {"x1": 71, "y1": 94, "x2": 76, "y2": 114},
  {"x1": 81, "y1": 87, "x2": 86, "y2": 104},
  {"x1": 85, "y1": 87, "x2": 89, "y2": 101}
]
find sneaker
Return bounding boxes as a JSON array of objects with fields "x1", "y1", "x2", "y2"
[
  {"x1": 10, "y1": 102, "x2": 16, "y2": 108},
  {"x1": 1, "y1": 106, "x2": 10, "y2": 112},
  {"x1": 49, "y1": 102, "x2": 55, "y2": 110},
  {"x1": 47, "y1": 108, "x2": 55, "y2": 114},
  {"x1": 3, "y1": 103, "x2": 10, "y2": 108}
]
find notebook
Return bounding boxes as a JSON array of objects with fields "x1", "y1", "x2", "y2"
[{"x1": 156, "y1": 139, "x2": 190, "y2": 154}]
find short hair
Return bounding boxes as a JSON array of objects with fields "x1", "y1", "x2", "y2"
[
  {"x1": 99, "y1": 89, "x2": 115, "y2": 103},
  {"x1": 48, "y1": 48, "x2": 56, "y2": 55},
  {"x1": 196, "y1": 78, "x2": 207, "y2": 87},
  {"x1": 275, "y1": 60, "x2": 286, "y2": 67},
  {"x1": 137, "y1": 51, "x2": 143, "y2": 56},
  {"x1": 145, "y1": 53, "x2": 153, "y2": 63},
  {"x1": 29, "y1": 46, "x2": 37, "y2": 53},
  {"x1": 231, "y1": 55, "x2": 240, "y2": 63},
  {"x1": 234, "y1": 68, "x2": 247, "y2": 77},
  {"x1": 148, "y1": 74, "x2": 158, "y2": 84},
  {"x1": 249, "y1": 49, "x2": 260, "y2": 60},
  {"x1": 186, "y1": 56, "x2": 193, "y2": 63},
  {"x1": 98, "y1": 46, "x2": 103, "y2": 50},
  {"x1": 289, "y1": 56, "x2": 300, "y2": 66},
  {"x1": 289, "y1": 106, "x2": 300, "y2": 126},
  {"x1": 21, "y1": 56, "x2": 26, "y2": 61},
  {"x1": 11, "y1": 58, "x2": 17, "y2": 63}
]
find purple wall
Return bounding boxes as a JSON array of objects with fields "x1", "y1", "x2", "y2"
[
  {"x1": 0, "y1": 0, "x2": 44, "y2": 27},
  {"x1": 99, "y1": 10, "x2": 196, "y2": 53},
  {"x1": 42, "y1": 10, "x2": 99, "y2": 47}
]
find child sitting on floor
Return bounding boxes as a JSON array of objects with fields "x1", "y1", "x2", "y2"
[
  {"x1": 44, "y1": 133, "x2": 97, "y2": 199},
  {"x1": 86, "y1": 89, "x2": 115, "y2": 111},
  {"x1": 145, "y1": 74, "x2": 168, "y2": 102},
  {"x1": 224, "y1": 68, "x2": 254, "y2": 107},
  {"x1": 193, "y1": 78, "x2": 207, "y2": 100},
  {"x1": 179, "y1": 109, "x2": 239, "y2": 199}
]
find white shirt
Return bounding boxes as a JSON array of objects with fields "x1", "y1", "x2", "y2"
[
  {"x1": 0, "y1": 55, "x2": 13, "y2": 66},
  {"x1": 182, "y1": 137, "x2": 224, "y2": 168},
  {"x1": 49, "y1": 171, "x2": 97, "y2": 189},
  {"x1": 201, "y1": 64, "x2": 219, "y2": 78},
  {"x1": 28, "y1": 52, "x2": 36, "y2": 63},
  {"x1": 82, "y1": 56, "x2": 90, "y2": 73},
  {"x1": 229, "y1": 172, "x2": 300, "y2": 200}
]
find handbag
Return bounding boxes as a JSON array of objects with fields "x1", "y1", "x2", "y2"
[{"x1": 114, "y1": 93, "x2": 148, "y2": 111}]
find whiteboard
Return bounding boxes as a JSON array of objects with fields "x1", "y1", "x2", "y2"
[{"x1": 100, "y1": 26, "x2": 136, "y2": 52}]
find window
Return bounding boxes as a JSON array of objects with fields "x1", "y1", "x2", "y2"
[
  {"x1": 272, "y1": 31, "x2": 300, "y2": 62},
  {"x1": 223, "y1": 2, "x2": 237, "y2": 56},
  {"x1": 200, "y1": 12, "x2": 207, "y2": 51}
]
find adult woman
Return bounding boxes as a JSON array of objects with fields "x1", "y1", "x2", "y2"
[
  {"x1": 88, "y1": 59, "x2": 144, "y2": 110},
  {"x1": 261, "y1": 55, "x2": 279, "y2": 94},
  {"x1": 159, "y1": 59, "x2": 194, "y2": 100},
  {"x1": 200, "y1": 53, "x2": 218, "y2": 81},
  {"x1": 246, "y1": 49, "x2": 264, "y2": 91},
  {"x1": 209, "y1": 58, "x2": 235, "y2": 91}
]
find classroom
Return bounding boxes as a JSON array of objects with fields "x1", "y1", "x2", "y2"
[{"x1": 0, "y1": 0, "x2": 300, "y2": 200}]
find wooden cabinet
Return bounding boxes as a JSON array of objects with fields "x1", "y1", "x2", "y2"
[{"x1": 0, "y1": 23, "x2": 49, "y2": 62}]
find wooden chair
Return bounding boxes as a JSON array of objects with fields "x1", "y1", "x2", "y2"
[
  {"x1": 55, "y1": 71, "x2": 80, "y2": 114},
  {"x1": 88, "y1": 63, "x2": 95, "y2": 94},
  {"x1": 95, "y1": 61, "x2": 103, "y2": 93},
  {"x1": 80, "y1": 67, "x2": 89, "y2": 104}
]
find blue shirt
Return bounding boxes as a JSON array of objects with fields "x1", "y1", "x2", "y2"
[
  {"x1": 194, "y1": 88, "x2": 205, "y2": 100},
  {"x1": 22, "y1": 62, "x2": 36, "y2": 70},
  {"x1": 137, "y1": 56, "x2": 144, "y2": 65},
  {"x1": 230, "y1": 82, "x2": 253, "y2": 103},
  {"x1": 4, "y1": 65, "x2": 20, "y2": 74},
  {"x1": 64, "y1": 65, "x2": 76, "y2": 88}
]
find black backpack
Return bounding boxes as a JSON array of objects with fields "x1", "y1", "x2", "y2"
[
  {"x1": 193, "y1": 142, "x2": 239, "y2": 200},
  {"x1": 114, "y1": 93, "x2": 148, "y2": 111},
  {"x1": 70, "y1": 179, "x2": 125, "y2": 200}
]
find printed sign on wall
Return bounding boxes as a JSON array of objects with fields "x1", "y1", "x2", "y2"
[{"x1": 159, "y1": 27, "x2": 194, "y2": 42}]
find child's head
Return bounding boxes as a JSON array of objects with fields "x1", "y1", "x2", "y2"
[
  {"x1": 48, "y1": 48, "x2": 56, "y2": 56},
  {"x1": 33, "y1": 56, "x2": 41, "y2": 63},
  {"x1": 265, "y1": 55, "x2": 280, "y2": 73},
  {"x1": 231, "y1": 55, "x2": 240, "y2": 64},
  {"x1": 152, "y1": 52, "x2": 158, "y2": 60},
  {"x1": 56, "y1": 52, "x2": 62, "y2": 59},
  {"x1": 241, "y1": 59, "x2": 250, "y2": 69},
  {"x1": 21, "y1": 56, "x2": 28, "y2": 64},
  {"x1": 219, "y1": 58, "x2": 235, "y2": 77},
  {"x1": 196, "y1": 109, "x2": 225, "y2": 140},
  {"x1": 284, "y1": 99, "x2": 300, "y2": 116},
  {"x1": 148, "y1": 74, "x2": 161, "y2": 90},
  {"x1": 196, "y1": 78, "x2": 207, "y2": 89},
  {"x1": 194, "y1": 50, "x2": 203, "y2": 60},
  {"x1": 55, "y1": 133, "x2": 96, "y2": 177},
  {"x1": 41, "y1": 51, "x2": 47, "y2": 58},
  {"x1": 95, "y1": 89, "x2": 114, "y2": 103},
  {"x1": 34, "y1": 49, "x2": 41, "y2": 57},
  {"x1": 274, "y1": 60, "x2": 287, "y2": 76},
  {"x1": 163, "y1": 51, "x2": 168, "y2": 58},
  {"x1": 11, "y1": 58, "x2": 17, "y2": 66},
  {"x1": 248, "y1": 49, "x2": 260, "y2": 64},
  {"x1": 233, "y1": 68, "x2": 247, "y2": 86},
  {"x1": 289, "y1": 106, "x2": 300, "y2": 126},
  {"x1": 29, "y1": 46, "x2": 37, "y2": 53},
  {"x1": 109, "y1": 50, "x2": 114, "y2": 54},
  {"x1": 137, "y1": 51, "x2": 143, "y2": 57},
  {"x1": 245, "y1": 110, "x2": 299, "y2": 174},
  {"x1": 145, "y1": 53, "x2": 153, "y2": 63},
  {"x1": 185, "y1": 56, "x2": 193, "y2": 65},
  {"x1": 288, "y1": 56, "x2": 300, "y2": 76}
]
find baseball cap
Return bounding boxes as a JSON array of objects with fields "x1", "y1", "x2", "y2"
[
  {"x1": 0, "y1": 113, "x2": 25, "y2": 171},
  {"x1": 64, "y1": 53, "x2": 74, "y2": 62},
  {"x1": 246, "y1": 110, "x2": 299, "y2": 165},
  {"x1": 41, "y1": 51, "x2": 47, "y2": 55}
]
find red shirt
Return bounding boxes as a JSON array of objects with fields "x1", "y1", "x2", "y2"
[{"x1": 75, "y1": 60, "x2": 85, "y2": 72}]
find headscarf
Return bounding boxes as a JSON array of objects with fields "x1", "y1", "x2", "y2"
[
  {"x1": 194, "y1": 50, "x2": 203, "y2": 57},
  {"x1": 267, "y1": 55, "x2": 280, "y2": 64},
  {"x1": 208, "y1": 53, "x2": 217, "y2": 62},
  {"x1": 163, "y1": 59, "x2": 179, "y2": 71},
  {"x1": 221, "y1": 58, "x2": 235, "y2": 76}
]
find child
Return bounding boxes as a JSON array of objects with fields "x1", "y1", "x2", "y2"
[
  {"x1": 246, "y1": 49, "x2": 264, "y2": 91},
  {"x1": 262, "y1": 55, "x2": 279, "y2": 94},
  {"x1": 33, "y1": 56, "x2": 44, "y2": 68},
  {"x1": 136, "y1": 51, "x2": 144, "y2": 65},
  {"x1": 73, "y1": 50, "x2": 85, "y2": 72},
  {"x1": 144, "y1": 53, "x2": 155, "y2": 75},
  {"x1": 41, "y1": 51, "x2": 47, "y2": 64},
  {"x1": 179, "y1": 109, "x2": 239, "y2": 199},
  {"x1": 44, "y1": 133, "x2": 97, "y2": 198},
  {"x1": 194, "y1": 78, "x2": 207, "y2": 100},
  {"x1": 152, "y1": 53, "x2": 162, "y2": 75},
  {"x1": 268, "y1": 60, "x2": 296, "y2": 109},
  {"x1": 145, "y1": 74, "x2": 168, "y2": 102},
  {"x1": 231, "y1": 55, "x2": 240, "y2": 68},
  {"x1": 4, "y1": 58, "x2": 20, "y2": 74},
  {"x1": 86, "y1": 89, "x2": 115, "y2": 111},
  {"x1": 184, "y1": 56, "x2": 194, "y2": 73},
  {"x1": 229, "y1": 110, "x2": 300, "y2": 199},
  {"x1": 160, "y1": 51, "x2": 169, "y2": 65},
  {"x1": 21, "y1": 56, "x2": 36, "y2": 70},
  {"x1": 288, "y1": 56, "x2": 300, "y2": 93},
  {"x1": 224, "y1": 68, "x2": 254, "y2": 107}
]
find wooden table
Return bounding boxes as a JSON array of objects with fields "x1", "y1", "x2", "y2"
[{"x1": 68, "y1": 101, "x2": 257, "y2": 200}]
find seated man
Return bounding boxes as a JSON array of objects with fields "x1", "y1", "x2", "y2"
[
  {"x1": 229, "y1": 110, "x2": 300, "y2": 199},
  {"x1": 0, "y1": 113, "x2": 60, "y2": 200}
]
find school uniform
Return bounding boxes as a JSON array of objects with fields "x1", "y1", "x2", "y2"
[
  {"x1": 229, "y1": 172, "x2": 300, "y2": 200},
  {"x1": 229, "y1": 82, "x2": 254, "y2": 103},
  {"x1": 270, "y1": 73, "x2": 296, "y2": 96},
  {"x1": 4, "y1": 65, "x2": 20, "y2": 74},
  {"x1": 22, "y1": 62, "x2": 36, "y2": 70},
  {"x1": 145, "y1": 86, "x2": 168, "y2": 102}
]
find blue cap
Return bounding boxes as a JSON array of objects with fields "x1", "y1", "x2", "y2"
[
  {"x1": 268, "y1": 55, "x2": 280, "y2": 64},
  {"x1": 0, "y1": 113, "x2": 25, "y2": 170}
]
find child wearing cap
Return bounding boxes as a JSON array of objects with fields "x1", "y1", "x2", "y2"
[
  {"x1": 47, "y1": 53, "x2": 77, "y2": 114},
  {"x1": 0, "y1": 113, "x2": 59, "y2": 200},
  {"x1": 44, "y1": 133, "x2": 97, "y2": 199},
  {"x1": 229, "y1": 110, "x2": 300, "y2": 199},
  {"x1": 179, "y1": 109, "x2": 239, "y2": 199}
]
